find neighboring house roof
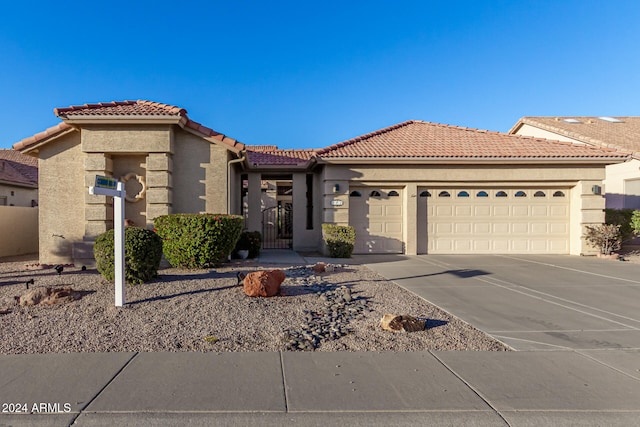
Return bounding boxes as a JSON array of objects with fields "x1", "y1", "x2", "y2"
[
  {"x1": 510, "y1": 116, "x2": 640, "y2": 159},
  {"x1": 14, "y1": 100, "x2": 245, "y2": 153},
  {"x1": 315, "y1": 120, "x2": 629, "y2": 162},
  {"x1": 0, "y1": 149, "x2": 38, "y2": 188}
]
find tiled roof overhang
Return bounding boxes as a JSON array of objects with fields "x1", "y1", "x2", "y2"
[
  {"x1": 14, "y1": 100, "x2": 245, "y2": 153},
  {"x1": 315, "y1": 120, "x2": 629, "y2": 165}
]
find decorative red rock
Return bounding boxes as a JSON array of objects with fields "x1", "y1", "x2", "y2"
[
  {"x1": 312, "y1": 262, "x2": 326, "y2": 273},
  {"x1": 243, "y1": 270, "x2": 286, "y2": 297},
  {"x1": 380, "y1": 314, "x2": 426, "y2": 332}
]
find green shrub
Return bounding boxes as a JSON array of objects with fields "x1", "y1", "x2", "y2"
[
  {"x1": 632, "y1": 210, "x2": 640, "y2": 237},
  {"x1": 154, "y1": 214, "x2": 244, "y2": 268},
  {"x1": 94, "y1": 227, "x2": 163, "y2": 284},
  {"x1": 322, "y1": 223, "x2": 356, "y2": 258},
  {"x1": 234, "y1": 231, "x2": 262, "y2": 258},
  {"x1": 605, "y1": 208, "x2": 636, "y2": 242},
  {"x1": 583, "y1": 224, "x2": 622, "y2": 255}
]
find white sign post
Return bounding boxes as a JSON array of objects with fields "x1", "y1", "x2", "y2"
[{"x1": 89, "y1": 176, "x2": 126, "y2": 307}]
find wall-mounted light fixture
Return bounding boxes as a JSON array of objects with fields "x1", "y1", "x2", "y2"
[
  {"x1": 591, "y1": 185, "x2": 602, "y2": 195},
  {"x1": 333, "y1": 184, "x2": 340, "y2": 193}
]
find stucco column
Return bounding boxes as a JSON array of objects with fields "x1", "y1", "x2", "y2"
[
  {"x1": 146, "y1": 153, "x2": 173, "y2": 226},
  {"x1": 571, "y1": 180, "x2": 606, "y2": 255},
  {"x1": 404, "y1": 183, "x2": 418, "y2": 255},
  {"x1": 84, "y1": 153, "x2": 113, "y2": 238},
  {"x1": 292, "y1": 173, "x2": 307, "y2": 250},
  {"x1": 246, "y1": 172, "x2": 262, "y2": 232}
]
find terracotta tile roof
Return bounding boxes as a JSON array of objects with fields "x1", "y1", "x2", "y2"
[
  {"x1": 54, "y1": 100, "x2": 186, "y2": 118},
  {"x1": 0, "y1": 149, "x2": 38, "y2": 187},
  {"x1": 246, "y1": 145, "x2": 280, "y2": 151},
  {"x1": 16, "y1": 100, "x2": 244, "y2": 152},
  {"x1": 511, "y1": 116, "x2": 640, "y2": 158},
  {"x1": 13, "y1": 122, "x2": 75, "y2": 151},
  {"x1": 246, "y1": 148, "x2": 316, "y2": 166},
  {"x1": 316, "y1": 120, "x2": 629, "y2": 161}
]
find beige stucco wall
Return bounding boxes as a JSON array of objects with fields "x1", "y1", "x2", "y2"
[
  {"x1": 82, "y1": 125, "x2": 173, "y2": 153},
  {"x1": 38, "y1": 132, "x2": 86, "y2": 264},
  {"x1": 0, "y1": 184, "x2": 37, "y2": 207},
  {"x1": 321, "y1": 162, "x2": 607, "y2": 255},
  {"x1": 514, "y1": 124, "x2": 637, "y2": 210},
  {"x1": 0, "y1": 206, "x2": 38, "y2": 257},
  {"x1": 171, "y1": 131, "x2": 207, "y2": 214}
]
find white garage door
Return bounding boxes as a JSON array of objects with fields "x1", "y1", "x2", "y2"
[
  {"x1": 349, "y1": 187, "x2": 404, "y2": 253},
  {"x1": 426, "y1": 188, "x2": 569, "y2": 254}
]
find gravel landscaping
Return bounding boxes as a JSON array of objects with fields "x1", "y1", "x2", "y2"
[{"x1": 0, "y1": 255, "x2": 509, "y2": 354}]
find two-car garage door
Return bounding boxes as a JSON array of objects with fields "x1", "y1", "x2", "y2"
[
  {"x1": 427, "y1": 188, "x2": 570, "y2": 254},
  {"x1": 348, "y1": 186, "x2": 570, "y2": 254}
]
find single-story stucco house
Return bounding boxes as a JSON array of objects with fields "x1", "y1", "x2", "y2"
[
  {"x1": 14, "y1": 100, "x2": 629, "y2": 266},
  {"x1": 510, "y1": 116, "x2": 640, "y2": 210}
]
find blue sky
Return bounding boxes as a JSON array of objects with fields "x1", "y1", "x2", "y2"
[{"x1": 2, "y1": 1, "x2": 639, "y2": 150}]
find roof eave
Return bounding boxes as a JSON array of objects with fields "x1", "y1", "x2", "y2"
[
  {"x1": 14, "y1": 126, "x2": 78, "y2": 154},
  {"x1": 0, "y1": 179, "x2": 37, "y2": 189},
  {"x1": 508, "y1": 119, "x2": 526, "y2": 135}
]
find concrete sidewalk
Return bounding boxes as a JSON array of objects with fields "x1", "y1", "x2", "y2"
[{"x1": 1, "y1": 350, "x2": 639, "y2": 426}]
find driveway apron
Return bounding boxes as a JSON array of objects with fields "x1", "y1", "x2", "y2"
[{"x1": 361, "y1": 254, "x2": 640, "y2": 351}]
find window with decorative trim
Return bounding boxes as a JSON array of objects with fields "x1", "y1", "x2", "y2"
[
  {"x1": 553, "y1": 191, "x2": 566, "y2": 197},
  {"x1": 388, "y1": 190, "x2": 399, "y2": 197},
  {"x1": 349, "y1": 191, "x2": 362, "y2": 197},
  {"x1": 438, "y1": 191, "x2": 451, "y2": 197},
  {"x1": 370, "y1": 190, "x2": 382, "y2": 197},
  {"x1": 515, "y1": 191, "x2": 527, "y2": 197},
  {"x1": 457, "y1": 191, "x2": 470, "y2": 197},
  {"x1": 534, "y1": 191, "x2": 546, "y2": 197},
  {"x1": 476, "y1": 191, "x2": 488, "y2": 197},
  {"x1": 419, "y1": 190, "x2": 431, "y2": 197},
  {"x1": 496, "y1": 191, "x2": 508, "y2": 197}
]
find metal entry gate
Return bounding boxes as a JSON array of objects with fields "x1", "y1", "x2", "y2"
[{"x1": 262, "y1": 202, "x2": 293, "y2": 249}]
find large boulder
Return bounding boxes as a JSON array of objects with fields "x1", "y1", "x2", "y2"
[
  {"x1": 380, "y1": 314, "x2": 426, "y2": 332},
  {"x1": 243, "y1": 270, "x2": 286, "y2": 297}
]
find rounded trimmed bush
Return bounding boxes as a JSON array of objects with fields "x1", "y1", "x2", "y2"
[
  {"x1": 322, "y1": 224, "x2": 355, "y2": 258},
  {"x1": 154, "y1": 214, "x2": 244, "y2": 268},
  {"x1": 94, "y1": 227, "x2": 163, "y2": 284}
]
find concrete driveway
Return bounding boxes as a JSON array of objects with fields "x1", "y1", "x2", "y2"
[{"x1": 360, "y1": 254, "x2": 640, "y2": 351}]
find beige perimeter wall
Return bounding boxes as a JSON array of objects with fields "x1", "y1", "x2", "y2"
[{"x1": 0, "y1": 206, "x2": 38, "y2": 257}]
